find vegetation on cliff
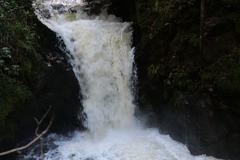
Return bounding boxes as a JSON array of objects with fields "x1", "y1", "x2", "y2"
[
  {"x1": 135, "y1": 0, "x2": 240, "y2": 106},
  {"x1": 133, "y1": 0, "x2": 240, "y2": 159},
  {"x1": 0, "y1": 0, "x2": 46, "y2": 144},
  {"x1": 0, "y1": 1, "x2": 81, "y2": 153}
]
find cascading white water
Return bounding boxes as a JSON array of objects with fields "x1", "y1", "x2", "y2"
[
  {"x1": 35, "y1": 0, "x2": 136, "y2": 136},
  {"x1": 28, "y1": 0, "x2": 222, "y2": 159}
]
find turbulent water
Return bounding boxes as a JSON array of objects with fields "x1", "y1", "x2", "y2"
[{"x1": 28, "y1": 0, "x2": 221, "y2": 159}]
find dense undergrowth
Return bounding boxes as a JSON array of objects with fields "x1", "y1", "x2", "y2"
[
  {"x1": 0, "y1": 0, "x2": 46, "y2": 143},
  {"x1": 135, "y1": 0, "x2": 240, "y2": 113}
]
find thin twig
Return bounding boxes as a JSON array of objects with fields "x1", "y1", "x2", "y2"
[{"x1": 35, "y1": 106, "x2": 53, "y2": 136}]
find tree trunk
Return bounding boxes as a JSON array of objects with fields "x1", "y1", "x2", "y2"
[{"x1": 200, "y1": 0, "x2": 206, "y2": 59}]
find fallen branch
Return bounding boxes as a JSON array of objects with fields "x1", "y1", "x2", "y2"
[{"x1": 0, "y1": 108, "x2": 54, "y2": 157}]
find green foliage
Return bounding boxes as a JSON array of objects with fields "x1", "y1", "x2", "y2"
[
  {"x1": 136, "y1": 0, "x2": 240, "y2": 111},
  {"x1": 0, "y1": 0, "x2": 45, "y2": 140},
  {"x1": 175, "y1": 32, "x2": 199, "y2": 48},
  {"x1": 148, "y1": 64, "x2": 161, "y2": 78},
  {"x1": 1, "y1": 47, "x2": 11, "y2": 58},
  {"x1": 200, "y1": 48, "x2": 240, "y2": 93},
  {"x1": 0, "y1": 0, "x2": 44, "y2": 82},
  {"x1": 135, "y1": 0, "x2": 199, "y2": 40},
  {"x1": 0, "y1": 47, "x2": 21, "y2": 76}
]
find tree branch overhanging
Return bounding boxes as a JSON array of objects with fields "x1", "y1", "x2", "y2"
[{"x1": 0, "y1": 107, "x2": 54, "y2": 157}]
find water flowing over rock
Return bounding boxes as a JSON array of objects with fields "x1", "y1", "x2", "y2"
[{"x1": 25, "y1": 0, "x2": 222, "y2": 159}]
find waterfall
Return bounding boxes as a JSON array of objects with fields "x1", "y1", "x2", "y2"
[
  {"x1": 27, "y1": 0, "x2": 222, "y2": 159},
  {"x1": 34, "y1": 0, "x2": 136, "y2": 136}
]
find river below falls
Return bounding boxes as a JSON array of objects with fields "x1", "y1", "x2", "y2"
[{"x1": 23, "y1": 128, "x2": 220, "y2": 160}]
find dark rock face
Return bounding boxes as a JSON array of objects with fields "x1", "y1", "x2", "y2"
[
  {"x1": 23, "y1": 23, "x2": 85, "y2": 135},
  {"x1": 29, "y1": 62, "x2": 83, "y2": 133},
  {"x1": 32, "y1": 22, "x2": 84, "y2": 133},
  {"x1": 108, "y1": 0, "x2": 136, "y2": 21},
  {"x1": 153, "y1": 98, "x2": 240, "y2": 160}
]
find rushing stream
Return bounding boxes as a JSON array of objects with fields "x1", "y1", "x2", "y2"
[{"x1": 26, "y1": 0, "x2": 222, "y2": 159}]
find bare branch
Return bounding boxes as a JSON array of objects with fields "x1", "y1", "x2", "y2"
[
  {"x1": 0, "y1": 111, "x2": 54, "y2": 157},
  {"x1": 35, "y1": 106, "x2": 53, "y2": 136},
  {"x1": 38, "y1": 106, "x2": 53, "y2": 126},
  {"x1": 34, "y1": 117, "x2": 40, "y2": 125}
]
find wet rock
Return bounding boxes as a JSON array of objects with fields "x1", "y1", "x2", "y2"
[
  {"x1": 41, "y1": 9, "x2": 51, "y2": 19},
  {"x1": 142, "y1": 93, "x2": 240, "y2": 160},
  {"x1": 84, "y1": 0, "x2": 110, "y2": 15},
  {"x1": 51, "y1": 4, "x2": 65, "y2": 10},
  {"x1": 33, "y1": 61, "x2": 83, "y2": 133},
  {"x1": 108, "y1": 0, "x2": 135, "y2": 21},
  {"x1": 51, "y1": 4, "x2": 68, "y2": 14}
]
